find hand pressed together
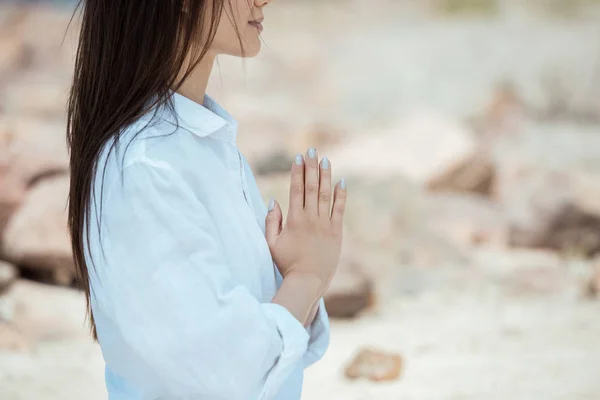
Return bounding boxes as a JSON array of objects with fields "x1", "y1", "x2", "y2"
[{"x1": 265, "y1": 148, "x2": 347, "y2": 296}]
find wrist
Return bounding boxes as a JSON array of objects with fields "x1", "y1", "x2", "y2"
[
  {"x1": 305, "y1": 301, "x2": 320, "y2": 328},
  {"x1": 272, "y1": 272, "x2": 322, "y2": 326},
  {"x1": 284, "y1": 272, "x2": 324, "y2": 300}
]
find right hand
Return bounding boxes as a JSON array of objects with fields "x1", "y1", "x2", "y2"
[{"x1": 265, "y1": 148, "x2": 347, "y2": 296}]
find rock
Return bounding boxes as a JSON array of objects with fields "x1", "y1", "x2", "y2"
[
  {"x1": 397, "y1": 228, "x2": 469, "y2": 269},
  {"x1": 0, "y1": 261, "x2": 18, "y2": 294},
  {"x1": 344, "y1": 347, "x2": 403, "y2": 382},
  {"x1": 324, "y1": 266, "x2": 374, "y2": 319},
  {"x1": 0, "y1": 322, "x2": 29, "y2": 352},
  {"x1": 342, "y1": 175, "x2": 422, "y2": 248},
  {"x1": 0, "y1": 117, "x2": 68, "y2": 235},
  {"x1": 471, "y1": 248, "x2": 567, "y2": 295},
  {"x1": 1, "y1": 174, "x2": 75, "y2": 285},
  {"x1": 427, "y1": 152, "x2": 495, "y2": 196},
  {"x1": 255, "y1": 124, "x2": 347, "y2": 176},
  {"x1": 254, "y1": 150, "x2": 292, "y2": 176},
  {"x1": 6, "y1": 279, "x2": 89, "y2": 342},
  {"x1": 584, "y1": 260, "x2": 600, "y2": 299},
  {"x1": 7, "y1": 7, "x2": 76, "y2": 71},
  {"x1": 1, "y1": 80, "x2": 68, "y2": 118},
  {"x1": 477, "y1": 81, "x2": 527, "y2": 140},
  {"x1": 502, "y1": 170, "x2": 600, "y2": 257},
  {"x1": 423, "y1": 193, "x2": 508, "y2": 249},
  {"x1": 0, "y1": 8, "x2": 32, "y2": 79},
  {"x1": 329, "y1": 110, "x2": 484, "y2": 190},
  {"x1": 0, "y1": 37, "x2": 27, "y2": 80},
  {"x1": 0, "y1": 117, "x2": 69, "y2": 185},
  {"x1": 288, "y1": 124, "x2": 346, "y2": 155},
  {"x1": 0, "y1": 166, "x2": 27, "y2": 235}
]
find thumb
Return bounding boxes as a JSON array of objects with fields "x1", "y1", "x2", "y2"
[{"x1": 265, "y1": 198, "x2": 282, "y2": 245}]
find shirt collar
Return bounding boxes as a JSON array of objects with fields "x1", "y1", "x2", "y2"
[{"x1": 160, "y1": 90, "x2": 238, "y2": 143}]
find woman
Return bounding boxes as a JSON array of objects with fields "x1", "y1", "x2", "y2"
[{"x1": 66, "y1": 1, "x2": 347, "y2": 399}]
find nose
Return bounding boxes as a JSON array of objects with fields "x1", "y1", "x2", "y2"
[{"x1": 254, "y1": 0, "x2": 271, "y2": 6}]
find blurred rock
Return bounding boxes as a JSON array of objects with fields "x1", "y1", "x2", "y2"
[
  {"x1": 503, "y1": 263, "x2": 568, "y2": 296},
  {"x1": 288, "y1": 124, "x2": 346, "y2": 155},
  {"x1": 478, "y1": 81, "x2": 527, "y2": 139},
  {"x1": 0, "y1": 261, "x2": 18, "y2": 294},
  {"x1": 0, "y1": 120, "x2": 26, "y2": 234},
  {"x1": 0, "y1": 37, "x2": 27, "y2": 81},
  {"x1": 1, "y1": 174, "x2": 74, "y2": 285},
  {"x1": 423, "y1": 193, "x2": 508, "y2": 249},
  {"x1": 329, "y1": 110, "x2": 481, "y2": 188},
  {"x1": 5, "y1": 279, "x2": 89, "y2": 342},
  {"x1": 324, "y1": 265, "x2": 374, "y2": 319},
  {"x1": 0, "y1": 9, "x2": 31, "y2": 77},
  {"x1": 427, "y1": 152, "x2": 495, "y2": 196},
  {"x1": 344, "y1": 347, "x2": 403, "y2": 382},
  {"x1": 0, "y1": 117, "x2": 69, "y2": 185},
  {"x1": 254, "y1": 150, "x2": 292, "y2": 176},
  {"x1": 0, "y1": 322, "x2": 29, "y2": 352},
  {"x1": 398, "y1": 228, "x2": 469, "y2": 269},
  {"x1": 502, "y1": 170, "x2": 600, "y2": 257},
  {"x1": 8, "y1": 7, "x2": 76, "y2": 71},
  {"x1": 342, "y1": 175, "x2": 422, "y2": 247},
  {"x1": 2, "y1": 80, "x2": 68, "y2": 118},
  {"x1": 584, "y1": 259, "x2": 600, "y2": 299},
  {"x1": 0, "y1": 166, "x2": 27, "y2": 235},
  {"x1": 471, "y1": 247, "x2": 567, "y2": 295}
]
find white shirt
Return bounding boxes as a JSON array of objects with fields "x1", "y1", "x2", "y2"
[{"x1": 83, "y1": 91, "x2": 330, "y2": 400}]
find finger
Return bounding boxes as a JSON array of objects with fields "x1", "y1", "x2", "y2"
[
  {"x1": 331, "y1": 178, "x2": 347, "y2": 230},
  {"x1": 265, "y1": 199, "x2": 282, "y2": 246},
  {"x1": 318, "y1": 156, "x2": 332, "y2": 218},
  {"x1": 288, "y1": 154, "x2": 305, "y2": 218},
  {"x1": 304, "y1": 147, "x2": 319, "y2": 216}
]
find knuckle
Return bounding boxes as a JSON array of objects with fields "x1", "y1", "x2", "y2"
[
  {"x1": 319, "y1": 191, "x2": 331, "y2": 202},
  {"x1": 290, "y1": 183, "x2": 303, "y2": 196},
  {"x1": 334, "y1": 202, "x2": 346, "y2": 214},
  {"x1": 305, "y1": 182, "x2": 319, "y2": 193},
  {"x1": 306, "y1": 164, "x2": 319, "y2": 172}
]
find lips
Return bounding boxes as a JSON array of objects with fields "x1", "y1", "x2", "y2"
[{"x1": 248, "y1": 18, "x2": 264, "y2": 32}]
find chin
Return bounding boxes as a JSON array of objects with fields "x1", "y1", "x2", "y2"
[
  {"x1": 222, "y1": 37, "x2": 261, "y2": 58},
  {"x1": 239, "y1": 40, "x2": 262, "y2": 58},
  {"x1": 242, "y1": 45, "x2": 261, "y2": 58}
]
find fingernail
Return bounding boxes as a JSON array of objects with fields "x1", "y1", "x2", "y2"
[
  {"x1": 321, "y1": 156, "x2": 330, "y2": 170},
  {"x1": 268, "y1": 198, "x2": 275, "y2": 211},
  {"x1": 340, "y1": 178, "x2": 346, "y2": 190},
  {"x1": 294, "y1": 154, "x2": 303, "y2": 165},
  {"x1": 307, "y1": 148, "x2": 316, "y2": 159}
]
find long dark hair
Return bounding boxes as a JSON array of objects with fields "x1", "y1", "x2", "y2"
[{"x1": 66, "y1": 1, "x2": 227, "y2": 340}]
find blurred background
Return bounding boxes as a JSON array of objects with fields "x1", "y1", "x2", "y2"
[{"x1": 1, "y1": 0, "x2": 600, "y2": 399}]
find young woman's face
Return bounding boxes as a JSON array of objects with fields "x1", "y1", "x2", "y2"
[{"x1": 210, "y1": 0, "x2": 270, "y2": 58}]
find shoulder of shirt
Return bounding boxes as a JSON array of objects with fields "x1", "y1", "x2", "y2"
[{"x1": 100, "y1": 108, "x2": 213, "y2": 173}]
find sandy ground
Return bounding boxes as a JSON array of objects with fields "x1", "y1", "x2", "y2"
[
  {"x1": 1, "y1": 251, "x2": 600, "y2": 400},
  {"x1": 305, "y1": 284, "x2": 600, "y2": 399}
]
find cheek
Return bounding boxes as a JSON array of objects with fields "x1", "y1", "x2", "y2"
[{"x1": 209, "y1": 4, "x2": 260, "y2": 57}]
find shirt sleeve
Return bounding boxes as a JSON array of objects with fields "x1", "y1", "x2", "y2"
[
  {"x1": 91, "y1": 157, "x2": 310, "y2": 400},
  {"x1": 273, "y1": 265, "x2": 330, "y2": 368},
  {"x1": 303, "y1": 298, "x2": 330, "y2": 368}
]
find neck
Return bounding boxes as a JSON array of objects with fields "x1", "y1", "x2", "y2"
[{"x1": 175, "y1": 52, "x2": 216, "y2": 105}]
